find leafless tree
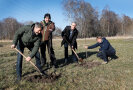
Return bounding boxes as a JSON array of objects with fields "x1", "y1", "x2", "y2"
[
  {"x1": 100, "y1": 7, "x2": 121, "y2": 36},
  {"x1": 62, "y1": 0, "x2": 100, "y2": 38},
  {"x1": 53, "y1": 27, "x2": 62, "y2": 37},
  {"x1": 121, "y1": 15, "x2": 133, "y2": 35},
  {"x1": 62, "y1": 0, "x2": 133, "y2": 37},
  {"x1": 0, "y1": 17, "x2": 23, "y2": 40}
]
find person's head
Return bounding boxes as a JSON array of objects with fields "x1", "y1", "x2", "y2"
[
  {"x1": 44, "y1": 13, "x2": 51, "y2": 23},
  {"x1": 71, "y1": 22, "x2": 77, "y2": 30},
  {"x1": 96, "y1": 36, "x2": 103, "y2": 43},
  {"x1": 34, "y1": 22, "x2": 43, "y2": 35}
]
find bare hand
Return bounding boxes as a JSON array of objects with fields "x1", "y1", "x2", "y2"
[
  {"x1": 49, "y1": 29, "x2": 53, "y2": 32},
  {"x1": 84, "y1": 46, "x2": 88, "y2": 49},
  {"x1": 72, "y1": 46, "x2": 74, "y2": 49},
  {"x1": 11, "y1": 44, "x2": 15, "y2": 49},
  {"x1": 26, "y1": 56, "x2": 31, "y2": 62}
]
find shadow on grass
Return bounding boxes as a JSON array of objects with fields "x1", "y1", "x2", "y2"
[
  {"x1": 57, "y1": 51, "x2": 98, "y2": 67},
  {"x1": 22, "y1": 51, "x2": 118, "y2": 77},
  {"x1": 0, "y1": 44, "x2": 3, "y2": 47},
  {"x1": 78, "y1": 51, "x2": 98, "y2": 59},
  {"x1": 57, "y1": 51, "x2": 118, "y2": 67}
]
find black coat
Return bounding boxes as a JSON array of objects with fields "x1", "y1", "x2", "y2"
[{"x1": 61, "y1": 26, "x2": 78, "y2": 49}]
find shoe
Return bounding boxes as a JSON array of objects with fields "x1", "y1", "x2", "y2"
[
  {"x1": 72, "y1": 55, "x2": 78, "y2": 62},
  {"x1": 64, "y1": 58, "x2": 68, "y2": 64},
  {"x1": 40, "y1": 71, "x2": 48, "y2": 77},
  {"x1": 41, "y1": 63, "x2": 46, "y2": 67},
  {"x1": 73, "y1": 58, "x2": 78, "y2": 63},
  {"x1": 54, "y1": 64, "x2": 59, "y2": 68},
  {"x1": 102, "y1": 61, "x2": 108, "y2": 64},
  {"x1": 73, "y1": 61, "x2": 78, "y2": 63},
  {"x1": 108, "y1": 57, "x2": 112, "y2": 61},
  {"x1": 50, "y1": 61, "x2": 58, "y2": 68},
  {"x1": 15, "y1": 76, "x2": 21, "y2": 83}
]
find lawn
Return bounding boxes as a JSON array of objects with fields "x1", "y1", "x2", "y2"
[{"x1": 0, "y1": 38, "x2": 133, "y2": 90}]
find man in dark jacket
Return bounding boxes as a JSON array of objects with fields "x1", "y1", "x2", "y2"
[
  {"x1": 61, "y1": 22, "x2": 78, "y2": 63},
  {"x1": 40, "y1": 13, "x2": 58, "y2": 68},
  {"x1": 84, "y1": 36, "x2": 116, "y2": 64},
  {"x1": 11, "y1": 22, "x2": 44, "y2": 81}
]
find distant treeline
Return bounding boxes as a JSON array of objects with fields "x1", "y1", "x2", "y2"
[
  {"x1": 0, "y1": 18, "x2": 23, "y2": 40},
  {"x1": 63, "y1": 0, "x2": 133, "y2": 37},
  {"x1": 0, "y1": 18, "x2": 62, "y2": 40}
]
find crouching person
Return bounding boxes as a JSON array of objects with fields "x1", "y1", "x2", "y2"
[
  {"x1": 11, "y1": 22, "x2": 45, "y2": 81},
  {"x1": 84, "y1": 36, "x2": 116, "y2": 64},
  {"x1": 61, "y1": 22, "x2": 78, "y2": 63}
]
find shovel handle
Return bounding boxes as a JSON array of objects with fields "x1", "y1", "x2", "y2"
[
  {"x1": 14, "y1": 48, "x2": 41, "y2": 73},
  {"x1": 72, "y1": 48, "x2": 79, "y2": 59},
  {"x1": 15, "y1": 48, "x2": 26, "y2": 58},
  {"x1": 64, "y1": 37, "x2": 80, "y2": 60}
]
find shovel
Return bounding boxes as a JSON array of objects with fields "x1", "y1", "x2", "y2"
[
  {"x1": 64, "y1": 37, "x2": 83, "y2": 63},
  {"x1": 71, "y1": 48, "x2": 84, "y2": 63},
  {"x1": 14, "y1": 48, "x2": 48, "y2": 77}
]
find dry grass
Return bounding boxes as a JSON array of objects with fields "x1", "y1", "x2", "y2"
[{"x1": 0, "y1": 38, "x2": 133, "y2": 90}]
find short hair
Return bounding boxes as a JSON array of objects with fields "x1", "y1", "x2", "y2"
[
  {"x1": 44, "y1": 13, "x2": 51, "y2": 19},
  {"x1": 34, "y1": 22, "x2": 43, "y2": 30},
  {"x1": 71, "y1": 22, "x2": 77, "y2": 25},
  {"x1": 96, "y1": 36, "x2": 102, "y2": 40}
]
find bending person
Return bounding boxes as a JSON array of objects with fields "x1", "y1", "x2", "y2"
[{"x1": 84, "y1": 36, "x2": 116, "y2": 64}]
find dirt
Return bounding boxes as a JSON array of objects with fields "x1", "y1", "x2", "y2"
[
  {"x1": 78, "y1": 58, "x2": 84, "y2": 63},
  {"x1": 24, "y1": 73, "x2": 61, "y2": 83},
  {"x1": 0, "y1": 44, "x2": 3, "y2": 47},
  {"x1": 77, "y1": 61, "x2": 101, "y2": 69}
]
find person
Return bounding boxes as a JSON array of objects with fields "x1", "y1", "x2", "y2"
[
  {"x1": 40, "y1": 13, "x2": 58, "y2": 68},
  {"x1": 61, "y1": 22, "x2": 78, "y2": 63},
  {"x1": 84, "y1": 36, "x2": 116, "y2": 64},
  {"x1": 11, "y1": 22, "x2": 45, "y2": 81}
]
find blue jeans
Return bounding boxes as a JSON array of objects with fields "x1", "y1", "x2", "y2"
[{"x1": 16, "y1": 43, "x2": 42, "y2": 79}]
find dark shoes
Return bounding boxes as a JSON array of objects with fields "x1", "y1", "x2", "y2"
[
  {"x1": 73, "y1": 58, "x2": 78, "y2": 63},
  {"x1": 54, "y1": 64, "x2": 59, "y2": 68},
  {"x1": 40, "y1": 71, "x2": 48, "y2": 77},
  {"x1": 50, "y1": 62, "x2": 59, "y2": 68},
  {"x1": 64, "y1": 57, "x2": 78, "y2": 64},
  {"x1": 15, "y1": 76, "x2": 21, "y2": 84},
  {"x1": 64, "y1": 58, "x2": 68, "y2": 64},
  {"x1": 17, "y1": 76, "x2": 21, "y2": 81}
]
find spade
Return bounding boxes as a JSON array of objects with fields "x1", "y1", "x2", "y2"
[
  {"x1": 14, "y1": 48, "x2": 48, "y2": 77},
  {"x1": 64, "y1": 37, "x2": 84, "y2": 63}
]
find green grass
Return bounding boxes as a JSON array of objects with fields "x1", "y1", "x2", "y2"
[{"x1": 0, "y1": 38, "x2": 133, "y2": 90}]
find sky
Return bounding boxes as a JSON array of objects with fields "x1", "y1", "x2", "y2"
[{"x1": 0, "y1": 0, "x2": 133, "y2": 29}]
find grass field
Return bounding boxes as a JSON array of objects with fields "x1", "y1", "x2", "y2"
[{"x1": 0, "y1": 38, "x2": 133, "y2": 90}]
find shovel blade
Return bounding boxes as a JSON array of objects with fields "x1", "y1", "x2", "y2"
[{"x1": 78, "y1": 58, "x2": 83, "y2": 63}]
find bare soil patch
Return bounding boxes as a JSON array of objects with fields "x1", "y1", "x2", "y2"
[
  {"x1": 77, "y1": 61, "x2": 101, "y2": 69},
  {"x1": 24, "y1": 73, "x2": 61, "y2": 83}
]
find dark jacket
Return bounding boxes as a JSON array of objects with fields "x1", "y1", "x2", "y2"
[
  {"x1": 40, "y1": 20, "x2": 55, "y2": 41},
  {"x1": 61, "y1": 26, "x2": 78, "y2": 49},
  {"x1": 88, "y1": 38, "x2": 116, "y2": 53},
  {"x1": 13, "y1": 24, "x2": 42, "y2": 58}
]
